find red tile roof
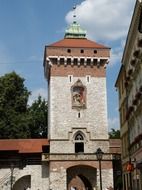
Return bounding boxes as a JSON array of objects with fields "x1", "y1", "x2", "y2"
[
  {"x1": 48, "y1": 38, "x2": 109, "y2": 49},
  {"x1": 0, "y1": 139, "x2": 49, "y2": 153}
]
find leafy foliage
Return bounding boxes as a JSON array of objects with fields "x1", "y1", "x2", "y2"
[
  {"x1": 28, "y1": 96, "x2": 47, "y2": 138},
  {"x1": 109, "y1": 128, "x2": 120, "y2": 139},
  {"x1": 0, "y1": 72, "x2": 31, "y2": 138},
  {"x1": 0, "y1": 72, "x2": 47, "y2": 139}
]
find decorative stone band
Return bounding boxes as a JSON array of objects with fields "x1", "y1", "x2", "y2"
[
  {"x1": 44, "y1": 56, "x2": 109, "y2": 78},
  {"x1": 46, "y1": 56, "x2": 109, "y2": 67},
  {"x1": 42, "y1": 153, "x2": 117, "y2": 162}
]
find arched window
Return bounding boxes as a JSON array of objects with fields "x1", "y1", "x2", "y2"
[
  {"x1": 75, "y1": 133, "x2": 84, "y2": 141},
  {"x1": 74, "y1": 132, "x2": 84, "y2": 153}
]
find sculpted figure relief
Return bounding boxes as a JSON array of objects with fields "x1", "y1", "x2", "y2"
[{"x1": 72, "y1": 79, "x2": 86, "y2": 109}]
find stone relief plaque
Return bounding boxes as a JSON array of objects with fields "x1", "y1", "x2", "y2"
[{"x1": 71, "y1": 79, "x2": 86, "y2": 109}]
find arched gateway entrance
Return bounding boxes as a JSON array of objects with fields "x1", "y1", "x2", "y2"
[
  {"x1": 13, "y1": 175, "x2": 31, "y2": 190},
  {"x1": 67, "y1": 165, "x2": 97, "y2": 190}
]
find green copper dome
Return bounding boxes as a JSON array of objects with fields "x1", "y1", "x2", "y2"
[{"x1": 64, "y1": 21, "x2": 86, "y2": 39}]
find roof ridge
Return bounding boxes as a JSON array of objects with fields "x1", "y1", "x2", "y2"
[{"x1": 48, "y1": 38, "x2": 109, "y2": 49}]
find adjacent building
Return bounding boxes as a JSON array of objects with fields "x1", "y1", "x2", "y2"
[{"x1": 116, "y1": 0, "x2": 142, "y2": 189}]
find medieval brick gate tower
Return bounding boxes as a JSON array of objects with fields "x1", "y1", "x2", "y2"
[{"x1": 43, "y1": 17, "x2": 113, "y2": 190}]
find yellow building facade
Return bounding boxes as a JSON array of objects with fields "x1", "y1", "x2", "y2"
[{"x1": 116, "y1": 0, "x2": 142, "y2": 189}]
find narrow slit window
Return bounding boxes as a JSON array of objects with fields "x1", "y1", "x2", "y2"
[
  {"x1": 86, "y1": 75, "x2": 90, "y2": 83},
  {"x1": 68, "y1": 75, "x2": 73, "y2": 83},
  {"x1": 67, "y1": 49, "x2": 71, "y2": 53},
  {"x1": 78, "y1": 112, "x2": 81, "y2": 118}
]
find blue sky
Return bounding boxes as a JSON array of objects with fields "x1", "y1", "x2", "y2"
[{"x1": 0, "y1": 0, "x2": 136, "y2": 130}]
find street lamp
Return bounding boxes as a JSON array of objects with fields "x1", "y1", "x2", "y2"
[{"x1": 95, "y1": 148, "x2": 104, "y2": 190}]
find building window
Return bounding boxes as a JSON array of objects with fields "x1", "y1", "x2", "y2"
[
  {"x1": 75, "y1": 142, "x2": 84, "y2": 153},
  {"x1": 68, "y1": 75, "x2": 73, "y2": 83},
  {"x1": 78, "y1": 112, "x2": 81, "y2": 118},
  {"x1": 75, "y1": 133, "x2": 84, "y2": 140},
  {"x1": 80, "y1": 49, "x2": 84, "y2": 53},
  {"x1": 74, "y1": 132, "x2": 84, "y2": 153},
  {"x1": 94, "y1": 50, "x2": 97, "y2": 54},
  {"x1": 86, "y1": 75, "x2": 90, "y2": 83},
  {"x1": 67, "y1": 49, "x2": 71, "y2": 53}
]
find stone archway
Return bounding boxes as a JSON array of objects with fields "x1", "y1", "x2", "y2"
[
  {"x1": 67, "y1": 165, "x2": 97, "y2": 190},
  {"x1": 12, "y1": 175, "x2": 31, "y2": 190}
]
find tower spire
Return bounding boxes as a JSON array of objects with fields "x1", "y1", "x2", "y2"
[
  {"x1": 73, "y1": 6, "x2": 77, "y2": 23},
  {"x1": 64, "y1": 6, "x2": 86, "y2": 39}
]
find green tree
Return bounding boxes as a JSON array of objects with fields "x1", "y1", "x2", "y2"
[
  {"x1": 28, "y1": 96, "x2": 48, "y2": 138},
  {"x1": 0, "y1": 72, "x2": 48, "y2": 139},
  {"x1": 0, "y1": 72, "x2": 31, "y2": 138},
  {"x1": 109, "y1": 128, "x2": 120, "y2": 139}
]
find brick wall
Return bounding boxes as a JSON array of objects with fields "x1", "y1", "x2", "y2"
[{"x1": 46, "y1": 47, "x2": 110, "y2": 57}]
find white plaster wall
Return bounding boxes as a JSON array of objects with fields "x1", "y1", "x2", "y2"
[
  {"x1": 0, "y1": 168, "x2": 12, "y2": 190},
  {"x1": 0, "y1": 164, "x2": 49, "y2": 190},
  {"x1": 49, "y1": 76, "x2": 109, "y2": 153},
  {"x1": 30, "y1": 165, "x2": 49, "y2": 190},
  {"x1": 97, "y1": 168, "x2": 113, "y2": 190},
  {"x1": 50, "y1": 167, "x2": 66, "y2": 190},
  {"x1": 50, "y1": 140, "x2": 109, "y2": 154}
]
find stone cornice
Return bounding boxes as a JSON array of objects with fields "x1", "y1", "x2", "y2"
[
  {"x1": 46, "y1": 56, "x2": 109, "y2": 66},
  {"x1": 44, "y1": 56, "x2": 109, "y2": 79}
]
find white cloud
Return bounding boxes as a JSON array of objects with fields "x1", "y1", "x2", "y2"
[
  {"x1": 65, "y1": 0, "x2": 135, "y2": 67},
  {"x1": 108, "y1": 117, "x2": 120, "y2": 130},
  {"x1": 28, "y1": 88, "x2": 47, "y2": 105},
  {"x1": 109, "y1": 46, "x2": 123, "y2": 67},
  {"x1": 109, "y1": 39, "x2": 126, "y2": 66},
  {"x1": 66, "y1": 0, "x2": 135, "y2": 42}
]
